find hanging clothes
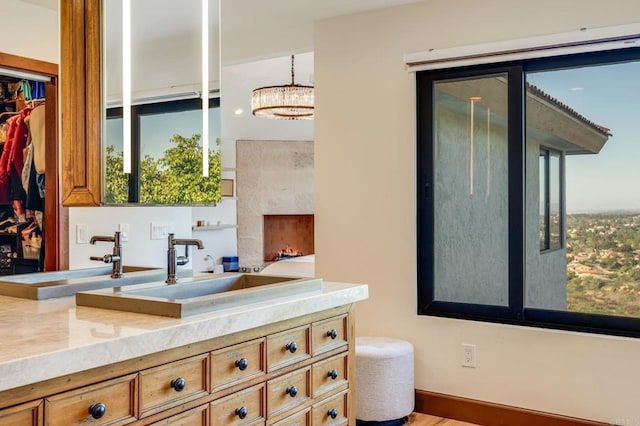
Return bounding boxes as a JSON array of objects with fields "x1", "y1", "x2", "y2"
[
  {"x1": 0, "y1": 107, "x2": 32, "y2": 206},
  {"x1": 30, "y1": 104, "x2": 45, "y2": 174}
]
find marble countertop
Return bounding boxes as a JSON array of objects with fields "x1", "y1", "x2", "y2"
[{"x1": 0, "y1": 281, "x2": 368, "y2": 393}]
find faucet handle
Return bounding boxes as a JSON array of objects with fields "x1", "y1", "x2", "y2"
[{"x1": 90, "y1": 254, "x2": 121, "y2": 264}]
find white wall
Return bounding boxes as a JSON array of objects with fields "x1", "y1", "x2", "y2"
[
  {"x1": 0, "y1": 0, "x2": 58, "y2": 63},
  {"x1": 314, "y1": 0, "x2": 640, "y2": 423}
]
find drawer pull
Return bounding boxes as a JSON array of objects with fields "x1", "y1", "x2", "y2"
[
  {"x1": 171, "y1": 377, "x2": 186, "y2": 392},
  {"x1": 88, "y1": 402, "x2": 106, "y2": 420},
  {"x1": 328, "y1": 408, "x2": 339, "y2": 419},
  {"x1": 327, "y1": 329, "x2": 338, "y2": 339},
  {"x1": 285, "y1": 341, "x2": 298, "y2": 353},
  {"x1": 235, "y1": 357, "x2": 249, "y2": 371},
  {"x1": 285, "y1": 385, "x2": 298, "y2": 398},
  {"x1": 328, "y1": 369, "x2": 339, "y2": 380},
  {"x1": 235, "y1": 406, "x2": 248, "y2": 419}
]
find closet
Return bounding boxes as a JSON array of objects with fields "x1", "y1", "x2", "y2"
[{"x1": 0, "y1": 52, "x2": 66, "y2": 273}]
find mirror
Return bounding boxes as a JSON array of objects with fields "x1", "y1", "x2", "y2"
[{"x1": 102, "y1": 0, "x2": 221, "y2": 205}]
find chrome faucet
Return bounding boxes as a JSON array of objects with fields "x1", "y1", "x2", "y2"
[
  {"x1": 166, "y1": 233, "x2": 204, "y2": 284},
  {"x1": 89, "y1": 231, "x2": 123, "y2": 278}
]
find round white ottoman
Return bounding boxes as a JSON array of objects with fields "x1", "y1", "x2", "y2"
[{"x1": 355, "y1": 337, "x2": 414, "y2": 425}]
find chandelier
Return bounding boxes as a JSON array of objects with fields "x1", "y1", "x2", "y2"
[{"x1": 251, "y1": 55, "x2": 314, "y2": 120}]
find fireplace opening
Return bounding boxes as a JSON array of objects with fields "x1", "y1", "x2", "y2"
[{"x1": 263, "y1": 214, "x2": 314, "y2": 262}]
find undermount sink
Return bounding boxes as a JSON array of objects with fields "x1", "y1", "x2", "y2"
[
  {"x1": 76, "y1": 273, "x2": 323, "y2": 318},
  {"x1": 0, "y1": 266, "x2": 192, "y2": 300}
]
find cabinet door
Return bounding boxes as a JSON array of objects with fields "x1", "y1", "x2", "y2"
[
  {"x1": 311, "y1": 316, "x2": 347, "y2": 356},
  {"x1": 266, "y1": 367, "x2": 310, "y2": 420},
  {"x1": 149, "y1": 403, "x2": 209, "y2": 426},
  {"x1": 311, "y1": 353, "x2": 348, "y2": 398},
  {"x1": 269, "y1": 407, "x2": 310, "y2": 426},
  {"x1": 0, "y1": 399, "x2": 43, "y2": 426},
  {"x1": 60, "y1": 0, "x2": 102, "y2": 206},
  {"x1": 311, "y1": 390, "x2": 348, "y2": 426},
  {"x1": 139, "y1": 353, "x2": 209, "y2": 418},
  {"x1": 44, "y1": 373, "x2": 137, "y2": 426},
  {"x1": 211, "y1": 383, "x2": 265, "y2": 426},
  {"x1": 266, "y1": 326, "x2": 310, "y2": 372},
  {"x1": 211, "y1": 338, "x2": 265, "y2": 392}
]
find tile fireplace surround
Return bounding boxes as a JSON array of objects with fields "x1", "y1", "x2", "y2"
[{"x1": 236, "y1": 140, "x2": 314, "y2": 269}]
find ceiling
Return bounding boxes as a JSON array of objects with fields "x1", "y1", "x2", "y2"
[{"x1": 21, "y1": 0, "x2": 424, "y2": 63}]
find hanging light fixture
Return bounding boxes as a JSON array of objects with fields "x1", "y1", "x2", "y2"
[{"x1": 251, "y1": 55, "x2": 314, "y2": 120}]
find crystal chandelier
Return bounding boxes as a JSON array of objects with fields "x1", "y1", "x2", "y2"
[{"x1": 251, "y1": 55, "x2": 314, "y2": 120}]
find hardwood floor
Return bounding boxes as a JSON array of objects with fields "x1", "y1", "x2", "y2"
[{"x1": 409, "y1": 412, "x2": 479, "y2": 426}]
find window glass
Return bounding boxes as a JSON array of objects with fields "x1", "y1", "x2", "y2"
[
  {"x1": 433, "y1": 75, "x2": 509, "y2": 306},
  {"x1": 104, "y1": 117, "x2": 127, "y2": 204},
  {"x1": 526, "y1": 61, "x2": 640, "y2": 317}
]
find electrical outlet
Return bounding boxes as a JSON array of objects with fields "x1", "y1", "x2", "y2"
[
  {"x1": 76, "y1": 224, "x2": 88, "y2": 244},
  {"x1": 462, "y1": 343, "x2": 477, "y2": 368},
  {"x1": 150, "y1": 222, "x2": 169, "y2": 240}
]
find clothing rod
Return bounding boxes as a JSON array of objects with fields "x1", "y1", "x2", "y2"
[{"x1": 0, "y1": 67, "x2": 52, "y2": 83}]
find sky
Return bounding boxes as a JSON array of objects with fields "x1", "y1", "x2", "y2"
[{"x1": 527, "y1": 60, "x2": 640, "y2": 213}]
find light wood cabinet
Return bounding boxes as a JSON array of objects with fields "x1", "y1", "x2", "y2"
[
  {"x1": 44, "y1": 374, "x2": 138, "y2": 426},
  {"x1": 0, "y1": 400, "x2": 43, "y2": 426},
  {"x1": 0, "y1": 305, "x2": 355, "y2": 425},
  {"x1": 138, "y1": 353, "x2": 209, "y2": 418},
  {"x1": 211, "y1": 383, "x2": 265, "y2": 426}
]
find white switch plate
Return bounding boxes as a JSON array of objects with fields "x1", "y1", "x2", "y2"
[
  {"x1": 118, "y1": 223, "x2": 130, "y2": 242},
  {"x1": 150, "y1": 222, "x2": 169, "y2": 240},
  {"x1": 76, "y1": 224, "x2": 89, "y2": 244}
]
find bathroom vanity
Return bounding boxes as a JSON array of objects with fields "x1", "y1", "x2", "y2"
[{"x1": 0, "y1": 280, "x2": 367, "y2": 425}]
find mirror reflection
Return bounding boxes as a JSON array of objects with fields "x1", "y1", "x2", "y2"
[{"x1": 102, "y1": 0, "x2": 221, "y2": 205}]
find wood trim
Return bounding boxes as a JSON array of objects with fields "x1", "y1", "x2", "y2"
[
  {"x1": 415, "y1": 390, "x2": 609, "y2": 426},
  {"x1": 0, "y1": 52, "x2": 57, "y2": 76},
  {"x1": 60, "y1": 0, "x2": 102, "y2": 206}
]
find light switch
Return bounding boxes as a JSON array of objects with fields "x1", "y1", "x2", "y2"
[{"x1": 76, "y1": 224, "x2": 89, "y2": 244}]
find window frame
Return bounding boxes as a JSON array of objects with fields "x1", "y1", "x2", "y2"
[
  {"x1": 539, "y1": 147, "x2": 563, "y2": 253},
  {"x1": 105, "y1": 97, "x2": 220, "y2": 203},
  {"x1": 416, "y1": 47, "x2": 640, "y2": 338}
]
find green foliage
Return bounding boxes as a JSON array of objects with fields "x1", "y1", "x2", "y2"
[
  {"x1": 104, "y1": 134, "x2": 221, "y2": 205},
  {"x1": 104, "y1": 145, "x2": 128, "y2": 204}
]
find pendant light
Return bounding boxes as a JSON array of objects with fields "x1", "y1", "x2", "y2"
[{"x1": 251, "y1": 55, "x2": 314, "y2": 120}]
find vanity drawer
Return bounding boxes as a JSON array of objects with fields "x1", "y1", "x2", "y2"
[
  {"x1": 149, "y1": 403, "x2": 209, "y2": 425},
  {"x1": 266, "y1": 367, "x2": 310, "y2": 419},
  {"x1": 211, "y1": 338, "x2": 266, "y2": 392},
  {"x1": 311, "y1": 390, "x2": 348, "y2": 426},
  {"x1": 266, "y1": 325, "x2": 310, "y2": 372},
  {"x1": 311, "y1": 316, "x2": 347, "y2": 356},
  {"x1": 269, "y1": 407, "x2": 310, "y2": 426},
  {"x1": 0, "y1": 399, "x2": 43, "y2": 425},
  {"x1": 211, "y1": 383, "x2": 265, "y2": 426},
  {"x1": 44, "y1": 373, "x2": 137, "y2": 426},
  {"x1": 311, "y1": 353, "x2": 348, "y2": 398},
  {"x1": 139, "y1": 353, "x2": 209, "y2": 418}
]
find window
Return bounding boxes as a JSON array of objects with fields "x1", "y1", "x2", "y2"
[
  {"x1": 104, "y1": 98, "x2": 221, "y2": 204},
  {"x1": 417, "y1": 48, "x2": 640, "y2": 337},
  {"x1": 539, "y1": 148, "x2": 562, "y2": 252}
]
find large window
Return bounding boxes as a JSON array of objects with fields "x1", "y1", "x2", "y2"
[
  {"x1": 417, "y1": 48, "x2": 640, "y2": 336},
  {"x1": 104, "y1": 98, "x2": 221, "y2": 205}
]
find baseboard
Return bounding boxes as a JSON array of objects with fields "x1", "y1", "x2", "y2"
[{"x1": 415, "y1": 389, "x2": 609, "y2": 426}]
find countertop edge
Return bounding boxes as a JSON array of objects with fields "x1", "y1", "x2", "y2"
[{"x1": 0, "y1": 282, "x2": 368, "y2": 392}]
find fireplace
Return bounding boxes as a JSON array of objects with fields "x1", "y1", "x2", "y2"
[{"x1": 263, "y1": 215, "x2": 314, "y2": 262}]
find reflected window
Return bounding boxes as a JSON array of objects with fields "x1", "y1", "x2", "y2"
[
  {"x1": 539, "y1": 148, "x2": 562, "y2": 251},
  {"x1": 104, "y1": 98, "x2": 221, "y2": 204}
]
